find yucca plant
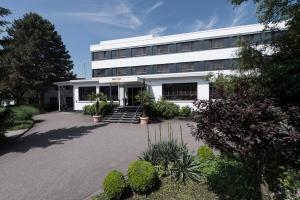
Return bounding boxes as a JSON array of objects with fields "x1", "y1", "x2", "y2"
[
  {"x1": 170, "y1": 150, "x2": 202, "y2": 184},
  {"x1": 88, "y1": 92, "x2": 107, "y2": 116}
]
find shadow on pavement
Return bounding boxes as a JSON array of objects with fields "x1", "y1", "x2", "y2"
[{"x1": 0, "y1": 122, "x2": 108, "y2": 156}]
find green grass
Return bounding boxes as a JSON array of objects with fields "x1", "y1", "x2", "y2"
[
  {"x1": 1, "y1": 105, "x2": 39, "y2": 131},
  {"x1": 92, "y1": 178, "x2": 218, "y2": 200}
]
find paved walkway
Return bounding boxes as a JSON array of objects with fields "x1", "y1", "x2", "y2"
[{"x1": 0, "y1": 112, "x2": 201, "y2": 200}]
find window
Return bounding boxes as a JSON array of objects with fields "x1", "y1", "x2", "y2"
[
  {"x1": 112, "y1": 49, "x2": 130, "y2": 58},
  {"x1": 177, "y1": 42, "x2": 192, "y2": 52},
  {"x1": 92, "y1": 52, "x2": 105, "y2": 60},
  {"x1": 116, "y1": 67, "x2": 131, "y2": 76},
  {"x1": 156, "y1": 64, "x2": 170, "y2": 73},
  {"x1": 134, "y1": 66, "x2": 147, "y2": 75},
  {"x1": 162, "y1": 83, "x2": 197, "y2": 100},
  {"x1": 79, "y1": 87, "x2": 96, "y2": 101},
  {"x1": 156, "y1": 44, "x2": 169, "y2": 54},
  {"x1": 211, "y1": 38, "x2": 224, "y2": 49},
  {"x1": 178, "y1": 62, "x2": 195, "y2": 72},
  {"x1": 132, "y1": 47, "x2": 147, "y2": 57},
  {"x1": 49, "y1": 97, "x2": 57, "y2": 104},
  {"x1": 99, "y1": 86, "x2": 118, "y2": 101},
  {"x1": 93, "y1": 69, "x2": 111, "y2": 77},
  {"x1": 206, "y1": 60, "x2": 225, "y2": 70}
]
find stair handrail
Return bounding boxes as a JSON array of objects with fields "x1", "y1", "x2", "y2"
[{"x1": 135, "y1": 105, "x2": 141, "y2": 119}]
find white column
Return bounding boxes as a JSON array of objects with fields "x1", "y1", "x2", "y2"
[{"x1": 58, "y1": 86, "x2": 61, "y2": 112}]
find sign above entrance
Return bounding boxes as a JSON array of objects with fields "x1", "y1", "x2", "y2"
[{"x1": 98, "y1": 76, "x2": 144, "y2": 84}]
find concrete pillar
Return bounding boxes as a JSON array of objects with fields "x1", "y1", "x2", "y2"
[{"x1": 58, "y1": 86, "x2": 61, "y2": 112}]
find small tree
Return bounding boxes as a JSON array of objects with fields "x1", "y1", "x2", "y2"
[
  {"x1": 88, "y1": 92, "x2": 107, "y2": 116},
  {"x1": 135, "y1": 90, "x2": 152, "y2": 117},
  {"x1": 192, "y1": 84, "x2": 300, "y2": 199}
]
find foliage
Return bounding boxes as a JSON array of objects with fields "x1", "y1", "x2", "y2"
[
  {"x1": 127, "y1": 160, "x2": 158, "y2": 194},
  {"x1": 179, "y1": 106, "x2": 192, "y2": 117},
  {"x1": 139, "y1": 139, "x2": 187, "y2": 172},
  {"x1": 92, "y1": 177, "x2": 218, "y2": 200},
  {"x1": 83, "y1": 102, "x2": 115, "y2": 117},
  {"x1": 0, "y1": 107, "x2": 13, "y2": 132},
  {"x1": 103, "y1": 170, "x2": 127, "y2": 200},
  {"x1": 199, "y1": 155, "x2": 261, "y2": 200},
  {"x1": 1, "y1": 12, "x2": 75, "y2": 106},
  {"x1": 135, "y1": 90, "x2": 153, "y2": 117},
  {"x1": 170, "y1": 150, "x2": 202, "y2": 183},
  {"x1": 89, "y1": 92, "x2": 107, "y2": 116},
  {"x1": 275, "y1": 169, "x2": 300, "y2": 200},
  {"x1": 154, "y1": 100, "x2": 180, "y2": 119},
  {"x1": 11, "y1": 105, "x2": 39, "y2": 121},
  {"x1": 197, "y1": 145, "x2": 214, "y2": 160}
]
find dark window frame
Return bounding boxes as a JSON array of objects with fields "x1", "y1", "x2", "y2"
[
  {"x1": 79, "y1": 87, "x2": 96, "y2": 101},
  {"x1": 99, "y1": 86, "x2": 118, "y2": 101},
  {"x1": 162, "y1": 82, "x2": 197, "y2": 100}
]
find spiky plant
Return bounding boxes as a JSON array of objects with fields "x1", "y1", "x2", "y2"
[
  {"x1": 170, "y1": 150, "x2": 202, "y2": 184},
  {"x1": 88, "y1": 92, "x2": 107, "y2": 116}
]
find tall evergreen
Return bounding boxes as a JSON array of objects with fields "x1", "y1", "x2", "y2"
[
  {"x1": 0, "y1": 7, "x2": 11, "y2": 102},
  {"x1": 4, "y1": 12, "x2": 75, "y2": 105}
]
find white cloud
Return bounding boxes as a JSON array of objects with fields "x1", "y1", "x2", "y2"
[
  {"x1": 193, "y1": 13, "x2": 219, "y2": 31},
  {"x1": 231, "y1": 3, "x2": 250, "y2": 26},
  {"x1": 145, "y1": 1, "x2": 164, "y2": 16},
  {"x1": 147, "y1": 26, "x2": 167, "y2": 36},
  {"x1": 65, "y1": 1, "x2": 142, "y2": 29}
]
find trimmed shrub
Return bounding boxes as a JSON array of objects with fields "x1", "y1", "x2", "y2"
[
  {"x1": 0, "y1": 107, "x2": 13, "y2": 131},
  {"x1": 103, "y1": 170, "x2": 127, "y2": 200},
  {"x1": 155, "y1": 100, "x2": 180, "y2": 119},
  {"x1": 83, "y1": 102, "x2": 116, "y2": 117},
  {"x1": 197, "y1": 145, "x2": 214, "y2": 160},
  {"x1": 128, "y1": 160, "x2": 158, "y2": 194},
  {"x1": 179, "y1": 106, "x2": 191, "y2": 117}
]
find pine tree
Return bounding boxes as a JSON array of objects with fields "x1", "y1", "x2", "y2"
[{"x1": 4, "y1": 12, "x2": 75, "y2": 106}]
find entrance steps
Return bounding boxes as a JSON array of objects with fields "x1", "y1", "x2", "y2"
[{"x1": 103, "y1": 106, "x2": 142, "y2": 123}]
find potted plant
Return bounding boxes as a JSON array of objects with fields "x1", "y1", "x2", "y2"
[
  {"x1": 135, "y1": 90, "x2": 152, "y2": 125},
  {"x1": 89, "y1": 92, "x2": 107, "y2": 123}
]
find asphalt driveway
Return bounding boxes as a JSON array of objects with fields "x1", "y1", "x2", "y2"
[{"x1": 0, "y1": 112, "x2": 201, "y2": 200}]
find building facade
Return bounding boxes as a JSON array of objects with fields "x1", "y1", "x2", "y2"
[{"x1": 55, "y1": 23, "x2": 284, "y2": 111}]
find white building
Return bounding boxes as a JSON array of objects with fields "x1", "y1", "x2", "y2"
[{"x1": 55, "y1": 23, "x2": 284, "y2": 111}]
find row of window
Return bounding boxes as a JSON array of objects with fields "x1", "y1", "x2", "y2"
[
  {"x1": 92, "y1": 31, "x2": 283, "y2": 61},
  {"x1": 92, "y1": 59, "x2": 235, "y2": 77},
  {"x1": 78, "y1": 83, "x2": 221, "y2": 101},
  {"x1": 78, "y1": 86, "x2": 118, "y2": 101}
]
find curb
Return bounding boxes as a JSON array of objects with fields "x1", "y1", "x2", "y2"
[
  {"x1": 82, "y1": 189, "x2": 103, "y2": 200},
  {"x1": 5, "y1": 121, "x2": 34, "y2": 140}
]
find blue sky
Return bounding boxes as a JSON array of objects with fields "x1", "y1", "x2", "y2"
[{"x1": 1, "y1": 0, "x2": 258, "y2": 78}]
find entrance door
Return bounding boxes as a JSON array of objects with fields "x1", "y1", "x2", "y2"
[{"x1": 127, "y1": 87, "x2": 142, "y2": 106}]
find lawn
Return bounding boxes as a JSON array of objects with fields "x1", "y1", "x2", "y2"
[
  {"x1": 0, "y1": 105, "x2": 39, "y2": 132},
  {"x1": 92, "y1": 178, "x2": 218, "y2": 200}
]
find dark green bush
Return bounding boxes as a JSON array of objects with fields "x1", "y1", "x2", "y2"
[
  {"x1": 170, "y1": 150, "x2": 202, "y2": 183},
  {"x1": 140, "y1": 139, "x2": 187, "y2": 171},
  {"x1": 179, "y1": 106, "x2": 192, "y2": 117},
  {"x1": 11, "y1": 105, "x2": 39, "y2": 120},
  {"x1": 197, "y1": 145, "x2": 214, "y2": 160},
  {"x1": 83, "y1": 104, "x2": 96, "y2": 116},
  {"x1": 83, "y1": 102, "x2": 116, "y2": 117},
  {"x1": 154, "y1": 100, "x2": 180, "y2": 119},
  {"x1": 127, "y1": 160, "x2": 158, "y2": 194},
  {"x1": 103, "y1": 170, "x2": 127, "y2": 200},
  {"x1": 0, "y1": 107, "x2": 13, "y2": 132}
]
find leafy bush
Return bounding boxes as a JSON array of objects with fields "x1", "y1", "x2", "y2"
[
  {"x1": 127, "y1": 160, "x2": 158, "y2": 194},
  {"x1": 0, "y1": 107, "x2": 13, "y2": 132},
  {"x1": 11, "y1": 105, "x2": 39, "y2": 120},
  {"x1": 83, "y1": 104, "x2": 96, "y2": 116},
  {"x1": 170, "y1": 150, "x2": 201, "y2": 183},
  {"x1": 140, "y1": 139, "x2": 187, "y2": 172},
  {"x1": 277, "y1": 169, "x2": 300, "y2": 200},
  {"x1": 103, "y1": 170, "x2": 127, "y2": 200},
  {"x1": 83, "y1": 102, "x2": 116, "y2": 117},
  {"x1": 154, "y1": 100, "x2": 180, "y2": 119},
  {"x1": 197, "y1": 145, "x2": 214, "y2": 160},
  {"x1": 179, "y1": 106, "x2": 191, "y2": 117}
]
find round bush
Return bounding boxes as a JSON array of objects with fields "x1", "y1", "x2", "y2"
[
  {"x1": 127, "y1": 160, "x2": 158, "y2": 194},
  {"x1": 103, "y1": 170, "x2": 127, "y2": 200},
  {"x1": 180, "y1": 106, "x2": 191, "y2": 117},
  {"x1": 197, "y1": 145, "x2": 214, "y2": 160},
  {"x1": 155, "y1": 100, "x2": 180, "y2": 119}
]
